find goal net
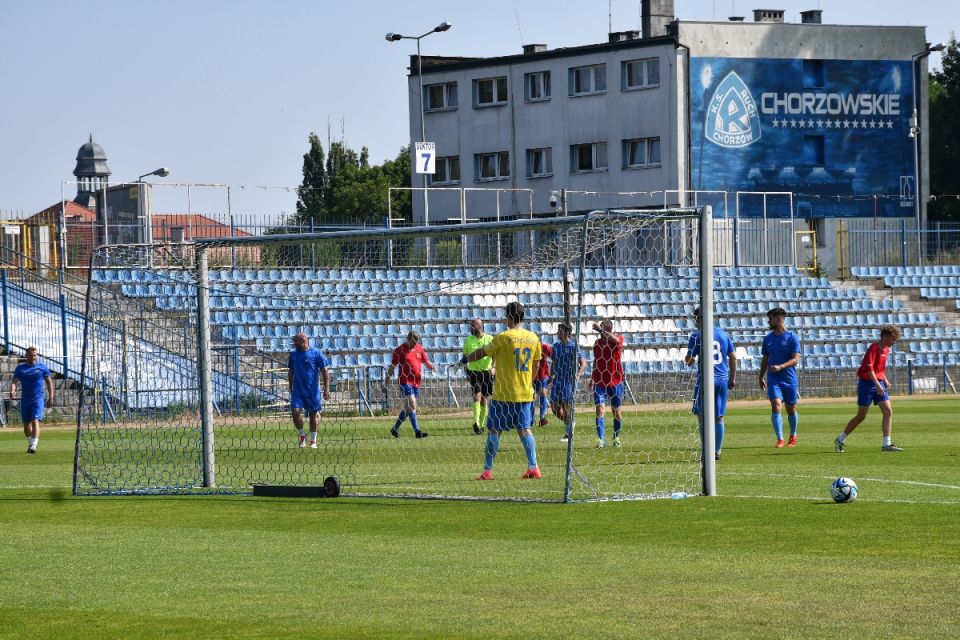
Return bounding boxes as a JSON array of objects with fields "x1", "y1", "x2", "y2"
[{"x1": 73, "y1": 208, "x2": 715, "y2": 501}]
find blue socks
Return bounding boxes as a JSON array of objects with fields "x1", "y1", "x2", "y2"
[
  {"x1": 771, "y1": 413, "x2": 783, "y2": 439},
  {"x1": 521, "y1": 433, "x2": 538, "y2": 468},
  {"x1": 613, "y1": 418, "x2": 622, "y2": 437},
  {"x1": 483, "y1": 433, "x2": 500, "y2": 470},
  {"x1": 409, "y1": 412, "x2": 420, "y2": 434},
  {"x1": 394, "y1": 411, "x2": 407, "y2": 430},
  {"x1": 715, "y1": 420, "x2": 725, "y2": 453},
  {"x1": 539, "y1": 394, "x2": 548, "y2": 421},
  {"x1": 596, "y1": 416, "x2": 605, "y2": 440},
  {"x1": 788, "y1": 413, "x2": 798, "y2": 436}
]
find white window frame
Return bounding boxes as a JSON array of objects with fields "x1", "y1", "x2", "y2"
[
  {"x1": 424, "y1": 82, "x2": 458, "y2": 112},
  {"x1": 429, "y1": 156, "x2": 461, "y2": 185},
  {"x1": 568, "y1": 64, "x2": 606, "y2": 96},
  {"x1": 570, "y1": 142, "x2": 608, "y2": 173},
  {"x1": 623, "y1": 137, "x2": 662, "y2": 169},
  {"x1": 473, "y1": 76, "x2": 508, "y2": 107},
  {"x1": 475, "y1": 151, "x2": 510, "y2": 181},
  {"x1": 526, "y1": 148, "x2": 553, "y2": 178},
  {"x1": 524, "y1": 71, "x2": 551, "y2": 102},
  {"x1": 621, "y1": 58, "x2": 660, "y2": 91}
]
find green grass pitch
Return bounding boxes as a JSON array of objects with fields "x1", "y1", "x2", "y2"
[{"x1": 1, "y1": 397, "x2": 958, "y2": 639}]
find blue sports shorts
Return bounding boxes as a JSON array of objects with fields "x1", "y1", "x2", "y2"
[
  {"x1": 766, "y1": 379, "x2": 799, "y2": 405},
  {"x1": 550, "y1": 383, "x2": 575, "y2": 404},
  {"x1": 20, "y1": 401, "x2": 43, "y2": 423},
  {"x1": 533, "y1": 378, "x2": 548, "y2": 394},
  {"x1": 486, "y1": 400, "x2": 533, "y2": 432},
  {"x1": 856, "y1": 378, "x2": 889, "y2": 407},
  {"x1": 692, "y1": 380, "x2": 728, "y2": 419},
  {"x1": 399, "y1": 384, "x2": 419, "y2": 398},
  {"x1": 291, "y1": 391, "x2": 322, "y2": 414},
  {"x1": 593, "y1": 384, "x2": 623, "y2": 407}
]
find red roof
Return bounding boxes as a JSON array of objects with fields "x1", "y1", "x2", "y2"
[
  {"x1": 28, "y1": 201, "x2": 97, "y2": 224},
  {"x1": 152, "y1": 214, "x2": 252, "y2": 240}
]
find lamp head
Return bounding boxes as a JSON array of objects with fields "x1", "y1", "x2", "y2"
[
  {"x1": 154, "y1": 167, "x2": 170, "y2": 178},
  {"x1": 434, "y1": 21, "x2": 452, "y2": 32},
  {"x1": 930, "y1": 42, "x2": 947, "y2": 52},
  {"x1": 385, "y1": 32, "x2": 403, "y2": 42}
]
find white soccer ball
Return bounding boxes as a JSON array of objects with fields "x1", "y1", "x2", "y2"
[{"x1": 830, "y1": 477, "x2": 858, "y2": 503}]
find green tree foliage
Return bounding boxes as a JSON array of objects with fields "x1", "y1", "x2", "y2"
[
  {"x1": 929, "y1": 35, "x2": 960, "y2": 221},
  {"x1": 292, "y1": 134, "x2": 412, "y2": 226}
]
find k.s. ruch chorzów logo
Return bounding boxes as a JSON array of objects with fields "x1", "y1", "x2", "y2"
[{"x1": 706, "y1": 71, "x2": 761, "y2": 149}]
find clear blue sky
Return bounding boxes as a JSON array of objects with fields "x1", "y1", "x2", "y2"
[{"x1": 0, "y1": 0, "x2": 954, "y2": 220}]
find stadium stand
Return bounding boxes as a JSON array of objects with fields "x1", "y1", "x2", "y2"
[{"x1": 91, "y1": 264, "x2": 960, "y2": 375}]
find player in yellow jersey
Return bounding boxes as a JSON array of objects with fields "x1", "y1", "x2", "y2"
[{"x1": 461, "y1": 301, "x2": 542, "y2": 480}]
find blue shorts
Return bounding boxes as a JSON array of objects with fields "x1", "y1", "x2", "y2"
[
  {"x1": 857, "y1": 378, "x2": 889, "y2": 406},
  {"x1": 399, "y1": 384, "x2": 419, "y2": 398},
  {"x1": 692, "y1": 380, "x2": 728, "y2": 419},
  {"x1": 550, "y1": 383, "x2": 575, "y2": 404},
  {"x1": 20, "y1": 401, "x2": 44, "y2": 423},
  {"x1": 486, "y1": 400, "x2": 533, "y2": 432},
  {"x1": 291, "y1": 392, "x2": 322, "y2": 414},
  {"x1": 766, "y1": 379, "x2": 799, "y2": 405},
  {"x1": 593, "y1": 384, "x2": 623, "y2": 407},
  {"x1": 533, "y1": 379, "x2": 549, "y2": 394}
]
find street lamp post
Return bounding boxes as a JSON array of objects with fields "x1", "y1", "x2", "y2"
[
  {"x1": 137, "y1": 167, "x2": 170, "y2": 262},
  {"x1": 909, "y1": 43, "x2": 945, "y2": 265},
  {"x1": 386, "y1": 21, "x2": 452, "y2": 266}
]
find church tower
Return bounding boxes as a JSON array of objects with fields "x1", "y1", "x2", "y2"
[{"x1": 73, "y1": 134, "x2": 111, "y2": 210}]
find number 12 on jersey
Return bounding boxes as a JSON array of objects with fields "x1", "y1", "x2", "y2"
[{"x1": 514, "y1": 347, "x2": 531, "y2": 371}]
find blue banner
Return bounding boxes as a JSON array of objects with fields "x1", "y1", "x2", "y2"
[{"x1": 690, "y1": 57, "x2": 915, "y2": 218}]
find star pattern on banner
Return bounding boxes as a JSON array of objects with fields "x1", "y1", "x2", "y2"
[{"x1": 768, "y1": 118, "x2": 897, "y2": 130}]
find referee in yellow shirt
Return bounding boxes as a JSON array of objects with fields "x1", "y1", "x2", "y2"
[
  {"x1": 462, "y1": 301, "x2": 542, "y2": 480},
  {"x1": 462, "y1": 319, "x2": 494, "y2": 434}
]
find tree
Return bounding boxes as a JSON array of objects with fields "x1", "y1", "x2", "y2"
[
  {"x1": 294, "y1": 132, "x2": 327, "y2": 224},
  {"x1": 929, "y1": 35, "x2": 960, "y2": 221}
]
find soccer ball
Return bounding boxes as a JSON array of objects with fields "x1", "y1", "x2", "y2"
[{"x1": 830, "y1": 477, "x2": 858, "y2": 503}]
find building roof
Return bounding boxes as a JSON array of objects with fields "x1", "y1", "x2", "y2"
[
  {"x1": 74, "y1": 133, "x2": 111, "y2": 178},
  {"x1": 152, "y1": 214, "x2": 252, "y2": 239},
  {"x1": 27, "y1": 200, "x2": 97, "y2": 225},
  {"x1": 413, "y1": 33, "x2": 677, "y2": 75}
]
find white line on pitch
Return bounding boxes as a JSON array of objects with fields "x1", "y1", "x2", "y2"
[
  {"x1": 723, "y1": 471, "x2": 960, "y2": 491},
  {"x1": 725, "y1": 493, "x2": 960, "y2": 505}
]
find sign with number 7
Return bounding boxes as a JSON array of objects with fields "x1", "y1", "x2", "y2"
[{"x1": 415, "y1": 141, "x2": 436, "y2": 175}]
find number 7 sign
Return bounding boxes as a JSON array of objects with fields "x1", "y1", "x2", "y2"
[{"x1": 415, "y1": 142, "x2": 436, "y2": 175}]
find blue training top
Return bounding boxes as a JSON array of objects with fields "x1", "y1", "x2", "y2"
[
  {"x1": 761, "y1": 330, "x2": 801, "y2": 385},
  {"x1": 686, "y1": 326, "x2": 736, "y2": 382},
  {"x1": 551, "y1": 340, "x2": 584, "y2": 390},
  {"x1": 13, "y1": 362, "x2": 51, "y2": 407},
  {"x1": 288, "y1": 348, "x2": 329, "y2": 400}
]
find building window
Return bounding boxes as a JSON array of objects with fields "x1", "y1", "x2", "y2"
[
  {"x1": 803, "y1": 135, "x2": 825, "y2": 166},
  {"x1": 526, "y1": 148, "x2": 553, "y2": 178},
  {"x1": 622, "y1": 58, "x2": 660, "y2": 90},
  {"x1": 424, "y1": 82, "x2": 458, "y2": 111},
  {"x1": 429, "y1": 156, "x2": 461, "y2": 185},
  {"x1": 475, "y1": 151, "x2": 510, "y2": 181},
  {"x1": 568, "y1": 64, "x2": 606, "y2": 96},
  {"x1": 570, "y1": 142, "x2": 607, "y2": 173},
  {"x1": 623, "y1": 137, "x2": 661, "y2": 168},
  {"x1": 803, "y1": 60, "x2": 825, "y2": 89},
  {"x1": 524, "y1": 71, "x2": 551, "y2": 101},
  {"x1": 473, "y1": 77, "x2": 508, "y2": 107}
]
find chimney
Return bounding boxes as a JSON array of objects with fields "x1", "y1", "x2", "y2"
[
  {"x1": 800, "y1": 9, "x2": 822, "y2": 24},
  {"x1": 753, "y1": 9, "x2": 785, "y2": 23},
  {"x1": 608, "y1": 30, "x2": 640, "y2": 43},
  {"x1": 641, "y1": 0, "x2": 675, "y2": 38},
  {"x1": 523, "y1": 43, "x2": 548, "y2": 54}
]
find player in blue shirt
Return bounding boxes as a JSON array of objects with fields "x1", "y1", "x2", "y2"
[
  {"x1": 685, "y1": 308, "x2": 737, "y2": 461},
  {"x1": 758, "y1": 307, "x2": 802, "y2": 448},
  {"x1": 548, "y1": 323, "x2": 585, "y2": 442},
  {"x1": 288, "y1": 333, "x2": 330, "y2": 449},
  {"x1": 11, "y1": 347, "x2": 53, "y2": 454}
]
